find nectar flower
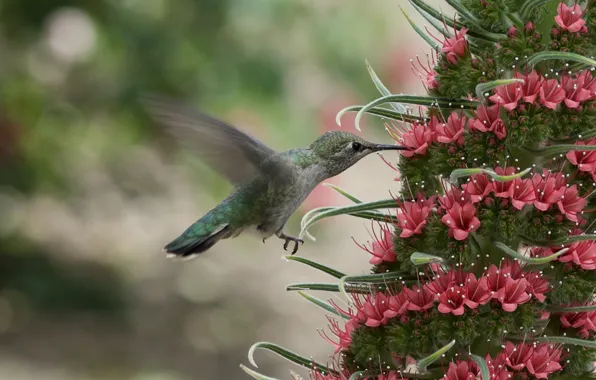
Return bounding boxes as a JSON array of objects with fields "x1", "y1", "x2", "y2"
[
  {"x1": 438, "y1": 284, "x2": 466, "y2": 315},
  {"x1": 354, "y1": 292, "x2": 391, "y2": 327},
  {"x1": 463, "y1": 273, "x2": 491, "y2": 309},
  {"x1": 504, "y1": 341, "x2": 533, "y2": 370},
  {"x1": 397, "y1": 199, "x2": 431, "y2": 238},
  {"x1": 489, "y1": 82, "x2": 522, "y2": 111},
  {"x1": 441, "y1": 201, "x2": 481, "y2": 240},
  {"x1": 559, "y1": 239, "x2": 596, "y2": 270},
  {"x1": 442, "y1": 27, "x2": 469, "y2": 64},
  {"x1": 397, "y1": 121, "x2": 434, "y2": 157},
  {"x1": 566, "y1": 138, "x2": 596, "y2": 173},
  {"x1": 509, "y1": 177, "x2": 536, "y2": 210},
  {"x1": 540, "y1": 79, "x2": 566, "y2": 110},
  {"x1": 462, "y1": 173, "x2": 493, "y2": 202},
  {"x1": 356, "y1": 224, "x2": 397, "y2": 265},
  {"x1": 319, "y1": 317, "x2": 357, "y2": 353},
  {"x1": 560, "y1": 309, "x2": 596, "y2": 338},
  {"x1": 405, "y1": 285, "x2": 436, "y2": 311},
  {"x1": 436, "y1": 112, "x2": 466, "y2": 145},
  {"x1": 557, "y1": 184, "x2": 587, "y2": 222},
  {"x1": 468, "y1": 104, "x2": 507, "y2": 139},
  {"x1": 411, "y1": 53, "x2": 439, "y2": 90},
  {"x1": 442, "y1": 360, "x2": 479, "y2": 380},
  {"x1": 561, "y1": 73, "x2": 592, "y2": 109},
  {"x1": 525, "y1": 343, "x2": 563, "y2": 379},
  {"x1": 383, "y1": 290, "x2": 410, "y2": 318},
  {"x1": 531, "y1": 171, "x2": 566, "y2": 211},
  {"x1": 555, "y1": 3, "x2": 586, "y2": 33},
  {"x1": 515, "y1": 70, "x2": 543, "y2": 103},
  {"x1": 496, "y1": 277, "x2": 532, "y2": 312},
  {"x1": 492, "y1": 167, "x2": 516, "y2": 198}
]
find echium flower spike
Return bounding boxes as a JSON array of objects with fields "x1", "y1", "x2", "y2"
[{"x1": 243, "y1": 0, "x2": 596, "y2": 379}]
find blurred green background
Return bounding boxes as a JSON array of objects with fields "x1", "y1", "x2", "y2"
[{"x1": 0, "y1": 0, "x2": 424, "y2": 378}]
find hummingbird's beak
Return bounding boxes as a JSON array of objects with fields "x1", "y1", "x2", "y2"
[{"x1": 370, "y1": 143, "x2": 408, "y2": 152}]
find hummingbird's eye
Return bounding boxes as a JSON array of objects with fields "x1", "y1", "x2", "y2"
[{"x1": 351, "y1": 142, "x2": 362, "y2": 151}]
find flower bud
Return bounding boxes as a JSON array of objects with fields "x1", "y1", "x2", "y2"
[
  {"x1": 507, "y1": 26, "x2": 518, "y2": 38},
  {"x1": 524, "y1": 22, "x2": 535, "y2": 33},
  {"x1": 551, "y1": 27, "x2": 560, "y2": 37}
]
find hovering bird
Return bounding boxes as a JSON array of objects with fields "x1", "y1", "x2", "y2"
[{"x1": 143, "y1": 96, "x2": 408, "y2": 259}]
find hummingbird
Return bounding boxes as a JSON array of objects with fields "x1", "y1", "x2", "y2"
[{"x1": 142, "y1": 96, "x2": 408, "y2": 259}]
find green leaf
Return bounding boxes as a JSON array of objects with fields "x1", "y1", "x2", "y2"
[
  {"x1": 285, "y1": 256, "x2": 346, "y2": 279},
  {"x1": 547, "y1": 304, "x2": 596, "y2": 313},
  {"x1": 494, "y1": 241, "x2": 568, "y2": 264},
  {"x1": 526, "y1": 336, "x2": 596, "y2": 348},
  {"x1": 339, "y1": 272, "x2": 417, "y2": 304},
  {"x1": 400, "y1": 6, "x2": 440, "y2": 49},
  {"x1": 550, "y1": 128, "x2": 596, "y2": 143},
  {"x1": 417, "y1": 340, "x2": 456, "y2": 372},
  {"x1": 349, "y1": 371, "x2": 366, "y2": 380},
  {"x1": 240, "y1": 364, "x2": 282, "y2": 380},
  {"x1": 526, "y1": 144, "x2": 596, "y2": 156},
  {"x1": 449, "y1": 167, "x2": 531, "y2": 184},
  {"x1": 323, "y1": 183, "x2": 363, "y2": 203},
  {"x1": 410, "y1": 252, "x2": 444, "y2": 266},
  {"x1": 525, "y1": 51, "x2": 596, "y2": 68},
  {"x1": 523, "y1": 234, "x2": 596, "y2": 246},
  {"x1": 336, "y1": 105, "x2": 424, "y2": 127},
  {"x1": 475, "y1": 78, "x2": 524, "y2": 100},
  {"x1": 248, "y1": 342, "x2": 339, "y2": 375},
  {"x1": 350, "y1": 211, "x2": 399, "y2": 224},
  {"x1": 520, "y1": 0, "x2": 555, "y2": 19},
  {"x1": 365, "y1": 60, "x2": 408, "y2": 113},
  {"x1": 355, "y1": 95, "x2": 479, "y2": 131},
  {"x1": 470, "y1": 354, "x2": 490, "y2": 380},
  {"x1": 299, "y1": 199, "x2": 398, "y2": 239},
  {"x1": 287, "y1": 282, "x2": 370, "y2": 293},
  {"x1": 297, "y1": 291, "x2": 350, "y2": 320}
]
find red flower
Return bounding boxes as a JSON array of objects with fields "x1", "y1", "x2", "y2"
[
  {"x1": 442, "y1": 360, "x2": 479, "y2": 380},
  {"x1": 578, "y1": 70, "x2": 596, "y2": 98},
  {"x1": 397, "y1": 121, "x2": 434, "y2": 157},
  {"x1": 566, "y1": 138, "x2": 596, "y2": 173},
  {"x1": 439, "y1": 187, "x2": 473, "y2": 210},
  {"x1": 397, "y1": 200, "x2": 431, "y2": 238},
  {"x1": 496, "y1": 277, "x2": 532, "y2": 311},
  {"x1": 462, "y1": 173, "x2": 493, "y2": 203},
  {"x1": 489, "y1": 82, "x2": 523, "y2": 111},
  {"x1": 441, "y1": 202, "x2": 481, "y2": 240},
  {"x1": 438, "y1": 284, "x2": 466, "y2": 315},
  {"x1": 492, "y1": 167, "x2": 516, "y2": 198},
  {"x1": 357, "y1": 224, "x2": 397, "y2": 265},
  {"x1": 436, "y1": 112, "x2": 466, "y2": 145},
  {"x1": 557, "y1": 184, "x2": 587, "y2": 222},
  {"x1": 464, "y1": 273, "x2": 491, "y2": 309},
  {"x1": 555, "y1": 3, "x2": 586, "y2": 33},
  {"x1": 411, "y1": 53, "x2": 439, "y2": 91},
  {"x1": 319, "y1": 317, "x2": 358, "y2": 353},
  {"x1": 559, "y1": 239, "x2": 596, "y2": 270},
  {"x1": 442, "y1": 28, "x2": 469, "y2": 64},
  {"x1": 524, "y1": 271, "x2": 550, "y2": 302},
  {"x1": 405, "y1": 285, "x2": 436, "y2": 311},
  {"x1": 560, "y1": 309, "x2": 596, "y2": 338},
  {"x1": 354, "y1": 292, "x2": 391, "y2": 327},
  {"x1": 509, "y1": 177, "x2": 536, "y2": 210},
  {"x1": 425, "y1": 269, "x2": 455, "y2": 295},
  {"x1": 540, "y1": 79, "x2": 566, "y2": 109},
  {"x1": 384, "y1": 290, "x2": 411, "y2": 318},
  {"x1": 526, "y1": 343, "x2": 563, "y2": 379},
  {"x1": 561, "y1": 73, "x2": 592, "y2": 109},
  {"x1": 486, "y1": 353, "x2": 513, "y2": 380},
  {"x1": 531, "y1": 171, "x2": 566, "y2": 211},
  {"x1": 469, "y1": 104, "x2": 506, "y2": 140},
  {"x1": 504, "y1": 341, "x2": 534, "y2": 370},
  {"x1": 515, "y1": 70, "x2": 544, "y2": 103}
]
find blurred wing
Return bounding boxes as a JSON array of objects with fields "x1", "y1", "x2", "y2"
[{"x1": 142, "y1": 95, "x2": 287, "y2": 184}]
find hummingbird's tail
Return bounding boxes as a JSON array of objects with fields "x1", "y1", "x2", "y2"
[{"x1": 164, "y1": 220, "x2": 232, "y2": 259}]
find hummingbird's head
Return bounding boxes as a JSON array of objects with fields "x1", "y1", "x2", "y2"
[{"x1": 309, "y1": 131, "x2": 406, "y2": 177}]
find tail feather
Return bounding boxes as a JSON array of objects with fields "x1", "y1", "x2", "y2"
[{"x1": 164, "y1": 223, "x2": 231, "y2": 258}]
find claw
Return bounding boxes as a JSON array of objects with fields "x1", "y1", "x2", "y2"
[{"x1": 262, "y1": 237, "x2": 266, "y2": 244}]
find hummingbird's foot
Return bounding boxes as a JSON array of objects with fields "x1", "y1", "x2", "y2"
[{"x1": 278, "y1": 234, "x2": 304, "y2": 255}]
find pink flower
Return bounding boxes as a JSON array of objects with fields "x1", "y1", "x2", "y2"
[
  {"x1": 525, "y1": 271, "x2": 550, "y2": 302},
  {"x1": 397, "y1": 200, "x2": 431, "y2": 238},
  {"x1": 405, "y1": 285, "x2": 436, "y2": 311},
  {"x1": 532, "y1": 171, "x2": 566, "y2": 211},
  {"x1": 436, "y1": 112, "x2": 466, "y2": 145},
  {"x1": 515, "y1": 70, "x2": 543, "y2": 103},
  {"x1": 485, "y1": 353, "x2": 513, "y2": 380},
  {"x1": 398, "y1": 121, "x2": 434, "y2": 157},
  {"x1": 354, "y1": 292, "x2": 392, "y2": 327},
  {"x1": 319, "y1": 317, "x2": 358, "y2": 353},
  {"x1": 464, "y1": 273, "x2": 491, "y2": 309},
  {"x1": 561, "y1": 73, "x2": 592, "y2": 108},
  {"x1": 442, "y1": 28, "x2": 469, "y2": 64},
  {"x1": 489, "y1": 82, "x2": 523, "y2": 111},
  {"x1": 441, "y1": 202, "x2": 481, "y2": 240},
  {"x1": 356, "y1": 224, "x2": 397, "y2": 265},
  {"x1": 383, "y1": 290, "x2": 411, "y2": 318},
  {"x1": 559, "y1": 239, "x2": 596, "y2": 270},
  {"x1": 442, "y1": 360, "x2": 479, "y2": 380},
  {"x1": 578, "y1": 70, "x2": 596, "y2": 98},
  {"x1": 566, "y1": 138, "x2": 596, "y2": 173},
  {"x1": 560, "y1": 309, "x2": 596, "y2": 338},
  {"x1": 557, "y1": 184, "x2": 587, "y2": 222},
  {"x1": 492, "y1": 167, "x2": 516, "y2": 198},
  {"x1": 504, "y1": 341, "x2": 534, "y2": 370},
  {"x1": 438, "y1": 285, "x2": 466, "y2": 315},
  {"x1": 526, "y1": 343, "x2": 563, "y2": 379},
  {"x1": 377, "y1": 372, "x2": 401, "y2": 380},
  {"x1": 412, "y1": 53, "x2": 439, "y2": 90},
  {"x1": 469, "y1": 104, "x2": 502, "y2": 133},
  {"x1": 462, "y1": 174, "x2": 493, "y2": 202},
  {"x1": 509, "y1": 177, "x2": 536, "y2": 210},
  {"x1": 439, "y1": 187, "x2": 473, "y2": 210},
  {"x1": 425, "y1": 269, "x2": 455, "y2": 295},
  {"x1": 496, "y1": 277, "x2": 532, "y2": 311},
  {"x1": 555, "y1": 3, "x2": 586, "y2": 33},
  {"x1": 540, "y1": 79, "x2": 566, "y2": 109}
]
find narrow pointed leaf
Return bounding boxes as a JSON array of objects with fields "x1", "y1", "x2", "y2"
[
  {"x1": 366, "y1": 60, "x2": 408, "y2": 113},
  {"x1": 240, "y1": 364, "x2": 282, "y2": 380},
  {"x1": 521, "y1": 234, "x2": 596, "y2": 246},
  {"x1": 547, "y1": 304, "x2": 596, "y2": 313},
  {"x1": 495, "y1": 241, "x2": 568, "y2": 264},
  {"x1": 299, "y1": 199, "x2": 398, "y2": 239},
  {"x1": 528, "y1": 336, "x2": 596, "y2": 348},
  {"x1": 526, "y1": 144, "x2": 596, "y2": 156},
  {"x1": 340, "y1": 272, "x2": 417, "y2": 285},
  {"x1": 411, "y1": 252, "x2": 444, "y2": 266},
  {"x1": 323, "y1": 183, "x2": 363, "y2": 204},
  {"x1": 297, "y1": 291, "x2": 350, "y2": 319},
  {"x1": 350, "y1": 211, "x2": 399, "y2": 224},
  {"x1": 349, "y1": 371, "x2": 366, "y2": 380},
  {"x1": 444, "y1": 0, "x2": 486, "y2": 30},
  {"x1": 248, "y1": 342, "x2": 339, "y2": 375},
  {"x1": 336, "y1": 105, "x2": 424, "y2": 127},
  {"x1": 475, "y1": 78, "x2": 524, "y2": 100},
  {"x1": 355, "y1": 95, "x2": 479, "y2": 130},
  {"x1": 449, "y1": 167, "x2": 531, "y2": 184},
  {"x1": 551, "y1": 128, "x2": 596, "y2": 143},
  {"x1": 287, "y1": 282, "x2": 370, "y2": 293},
  {"x1": 412, "y1": 3, "x2": 453, "y2": 39},
  {"x1": 400, "y1": 6, "x2": 440, "y2": 49},
  {"x1": 417, "y1": 340, "x2": 456, "y2": 372},
  {"x1": 285, "y1": 256, "x2": 345, "y2": 278},
  {"x1": 526, "y1": 51, "x2": 596, "y2": 68},
  {"x1": 521, "y1": 0, "x2": 555, "y2": 19},
  {"x1": 471, "y1": 355, "x2": 490, "y2": 380}
]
